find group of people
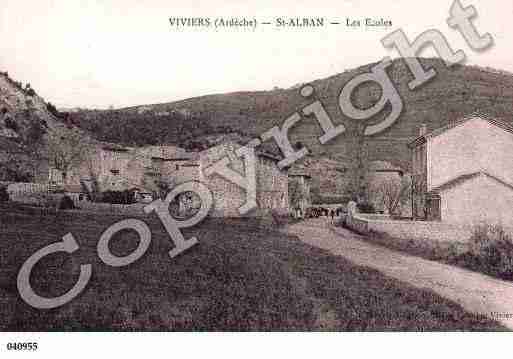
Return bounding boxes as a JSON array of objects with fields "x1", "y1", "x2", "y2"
[{"x1": 299, "y1": 206, "x2": 343, "y2": 224}]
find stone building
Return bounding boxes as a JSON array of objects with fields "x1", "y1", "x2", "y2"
[
  {"x1": 408, "y1": 114, "x2": 513, "y2": 226},
  {"x1": 46, "y1": 141, "x2": 289, "y2": 217},
  {"x1": 96, "y1": 145, "x2": 135, "y2": 190},
  {"x1": 151, "y1": 151, "x2": 201, "y2": 217},
  {"x1": 198, "y1": 142, "x2": 289, "y2": 217},
  {"x1": 48, "y1": 144, "x2": 191, "y2": 194},
  {"x1": 156, "y1": 152, "x2": 200, "y2": 187}
]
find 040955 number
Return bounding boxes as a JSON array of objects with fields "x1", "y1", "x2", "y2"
[{"x1": 6, "y1": 342, "x2": 38, "y2": 351}]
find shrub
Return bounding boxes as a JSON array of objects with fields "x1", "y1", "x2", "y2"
[
  {"x1": 0, "y1": 186, "x2": 9, "y2": 202},
  {"x1": 25, "y1": 121, "x2": 46, "y2": 143},
  {"x1": 59, "y1": 195, "x2": 75, "y2": 210},
  {"x1": 4, "y1": 117, "x2": 18, "y2": 132},
  {"x1": 457, "y1": 225, "x2": 513, "y2": 280},
  {"x1": 25, "y1": 84, "x2": 36, "y2": 97}
]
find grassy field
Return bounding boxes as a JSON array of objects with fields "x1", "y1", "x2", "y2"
[{"x1": 0, "y1": 207, "x2": 504, "y2": 331}]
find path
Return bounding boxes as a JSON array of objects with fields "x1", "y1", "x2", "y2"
[{"x1": 285, "y1": 217, "x2": 513, "y2": 329}]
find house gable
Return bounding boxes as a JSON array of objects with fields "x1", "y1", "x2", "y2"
[
  {"x1": 435, "y1": 172, "x2": 513, "y2": 226},
  {"x1": 426, "y1": 116, "x2": 513, "y2": 191}
]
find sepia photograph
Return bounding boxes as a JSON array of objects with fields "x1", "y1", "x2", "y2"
[{"x1": 1, "y1": 0, "x2": 512, "y2": 356}]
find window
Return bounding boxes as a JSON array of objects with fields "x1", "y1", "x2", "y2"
[{"x1": 110, "y1": 169, "x2": 120, "y2": 175}]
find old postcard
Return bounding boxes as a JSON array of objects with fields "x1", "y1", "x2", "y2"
[{"x1": 0, "y1": 0, "x2": 512, "y2": 356}]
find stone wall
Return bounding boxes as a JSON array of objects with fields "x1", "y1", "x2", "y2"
[{"x1": 346, "y1": 212, "x2": 472, "y2": 244}]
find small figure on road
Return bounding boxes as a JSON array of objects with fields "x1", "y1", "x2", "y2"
[{"x1": 347, "y1": 199, "x2": 358, "y2": 221}]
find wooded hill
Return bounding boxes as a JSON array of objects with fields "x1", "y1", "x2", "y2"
[{"x1": 69, "y1": 58, "x2": 513, "y2": 171}]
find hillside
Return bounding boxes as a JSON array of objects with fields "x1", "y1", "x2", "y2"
[
  {"x1": 0, "y1": 73, "x2": 62, "y2": 134},
  {"x1": 0, "y1": 72, "x2": 98, "y2": 182},
  {"x1": 71, "y1": 58, "x2": 513, "y2": 171},
  {"x1": 4, "y1": 58, "x2": 513, "y2": 198}
]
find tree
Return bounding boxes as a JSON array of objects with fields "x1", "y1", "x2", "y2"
[
  {"x1": 410, "y1": 174, "x2": 427, "y2": 220},
  {"x1": 345, "y1": 124, "x2": 370, "y2": 201},
  {"x1": 371, "y1": 176, "x2": 411, "y2": 215},
  {"x1": 47, "y1": 129, "x2": 89, "y2": 183}
]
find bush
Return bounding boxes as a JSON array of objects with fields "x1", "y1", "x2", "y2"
[
  {"x1": 456, "y1": 225, "x2": 513, "y2": 280},
  {"x1": 0, "y1": 186, "x2": 9, "y2": 202},
  {"x1": 26, "y1": 88, "x2": 36, "y2": 97},
  {"x1": 4, "y1": 117, "x2": 18, "y2": 132},
  {"x1": 25, "y1": 121, "x2": 46, "y2": 143},
  {"x1": 59, "y1": 195, "x2": 75, "y2": 210}
]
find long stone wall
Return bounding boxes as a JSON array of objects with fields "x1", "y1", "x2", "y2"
[{"x1": 346, "y1": 213, "x2": 472, "y2": 244}]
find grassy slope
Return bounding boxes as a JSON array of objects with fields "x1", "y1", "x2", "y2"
[{"x1": 0, "y1": 208, "x2": 504, "y2": 331}]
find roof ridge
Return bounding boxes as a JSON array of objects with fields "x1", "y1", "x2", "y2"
[
  {"x1": 430, "y1": 171, "x2": 513, "y2": 193},
  {"x1": 408, "y1": 112, "x2": 513, "y2": 148}
]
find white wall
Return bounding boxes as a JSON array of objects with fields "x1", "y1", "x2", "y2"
[
  {"x1": 428, "y1": 117, "x2": 513, "y2": 191},
  {"x1": 441, "y1": 173, "x2": 513, "y2": 227},
  {"x1": 476, "y1": 120, "x2": 513, "y2": 183},
  {"x1": 428, "y1": 118, "x2": 481, "y2": 191}
]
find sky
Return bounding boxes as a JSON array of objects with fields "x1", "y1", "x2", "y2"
[{"x1": 0, "y1": 0, "x2": 510, "y2": 109}]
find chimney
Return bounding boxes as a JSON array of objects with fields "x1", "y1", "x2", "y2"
[{"x1": 419, "y1": 124, "x2": 427, "y2": 136}]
